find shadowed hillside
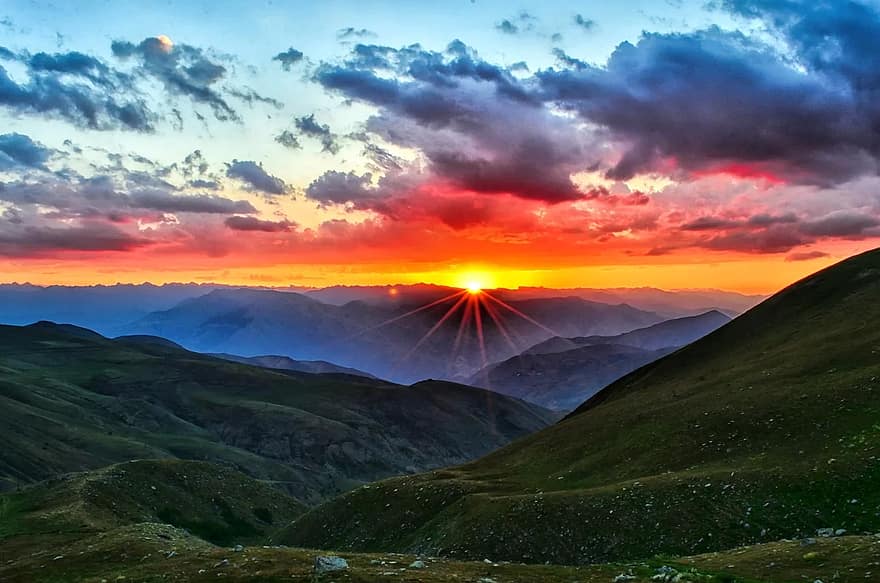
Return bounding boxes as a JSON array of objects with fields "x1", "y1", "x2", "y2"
[{"x1": 0, "y1": 322, "x2": 556, "y2": 504}]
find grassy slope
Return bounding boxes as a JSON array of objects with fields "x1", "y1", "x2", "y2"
[
  {"x1": 2, "y1": 520, "x2": 877, "y2": 582},
  {"x1": 281, "y1": 248, "x2": 880, "y2": 563},
  {"x1": 0, "y1": 459, "x2": 305, "y2": 547},
  {"x1": 0, "y1": 323, "x2": 557, "y2": 504},
  {"x1": 1, "y1": 462, "x2": 876, "y2": 582}
]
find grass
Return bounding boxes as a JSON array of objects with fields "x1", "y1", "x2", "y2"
[
  {"x1": 0, "y1": 460, "x2": 306, "y2": 546},
  {"x1": 281, "y1": 248, "x2": 880, "y2": 564},
  {"x1": 3, "y1": 518, "x2": 877, "y2": 582},
  {"x1": 2, "y1": 461, "x2": 877, "y2": 582}
]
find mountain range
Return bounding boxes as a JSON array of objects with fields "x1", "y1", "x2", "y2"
[
  {"x1": 118, "y1": 288, "x2": 666, "y2": 383},
  {"x1": 469, "y1": 310, "x2": 731, "y2": 410}
]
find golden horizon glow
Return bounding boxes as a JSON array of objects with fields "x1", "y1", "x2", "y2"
[
  {"x1": 455, "y1": 271, "x2": 496, "y2": 293},
  {"x1": 2, "y1": 244, "x2": 873, "y2": 295}
]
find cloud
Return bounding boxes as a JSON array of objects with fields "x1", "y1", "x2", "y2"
[
  {"x1": 537, "y1": 1, "x2": 880, "y2": 186},
  {"x1": 129, "y1": 191, "x2": 257, "y2": 214},
  {"x1": 293, "y1": 114, "x2": 340, "y2": 154},
  {"x1": 337, "y1": 28, "x2": 377, "y2": 40},
  {"x1": 0, "y1": 133, "x2": 53, "y2": 170},
  {"x1": 0, "y1": 222, "x2": 152, "y2": 257},
  {"x1": 225, "y1": 160, "x2": 288, "y2": 195},
  {"x1": 0, "y1": 166, "x2": 258, "y2": 219},
  {"x1": 0, "y1": 52, "x2": 153, "y2": 131},
  {"x1": 680, "y1": 216, "x2": 740, "y2": 231},
  {"x1": 702, "y1": 223, "x2": 808, "y2": 254},
  {"x1": 112, "y1": 35, "x2": 274, "y2": 122},
  {"x1": 27, "y1": 50, "x2": 114, "y2": 87},
  {"x1": 273, "y1": 47, "x2": 304, "y2": 71},
  {"x1": 573, "y1": 14, "x2": 596, "y2": 32},
  {"x1": 224, "y1": 215, "x2": 294, "y2": 232},
  {"x1": 786, "y1": 250, "x2": 829, "y2": 262},
  {"x1": 495, "y1": 11, "x2": 538, "y2": 35},
  {"x1": 313, "y1": 41, "x2": 594, "y2": 203},
  {"x1": 495, "y1": 20, "x2": 520, "y2": 34},
  {"x1": 801, "y1": 210, "x2": 880, "y2": 237},
  {"x1": 305, "y1": 170, "x2": 377, "y2": 206},
  {"x1": 275, "y1": 129, "x2": 302, "y2": 149}
]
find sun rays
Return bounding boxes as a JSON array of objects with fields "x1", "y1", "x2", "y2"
[{"x1": 363, "y1": 285, "x2": 558, "y2": 378}]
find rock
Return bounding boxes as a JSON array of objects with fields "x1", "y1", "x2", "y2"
[
  {"x1": 816, "y1": 528, "x2": 835, "y2": 537},
  {"x1": 409, "y1": 560, "x2": 426, "y2": 569},
  {"x1": 834, "y1": 528, "x2": 847, "y2": 536},
  {"x1": 613, "y1": 575, "x2": 637, "y2": 582},
  {"x1": 314, "y1": 555, "x2": 349, "y2": 573},
  {"x1": 212, "y1": 559, "x2": 229, "y2": 568},
  {"x1": 233, "y1": 544, "x2": 244, "y2": 552}
]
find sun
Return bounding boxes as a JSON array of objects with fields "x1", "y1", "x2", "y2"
[{"x1": 456, "y1": 271, "x2": 494, "y2": 294}]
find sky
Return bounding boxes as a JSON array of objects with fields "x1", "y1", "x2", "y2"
[{"x1": 0, "y1": 0, "x2": 879, "y2": 293}]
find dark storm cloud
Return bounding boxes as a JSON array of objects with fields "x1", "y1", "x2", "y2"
[
  {"x1": 273, "y1": 47, "x2": 304, "y2": 71},
  {"x1": 313, "y1": 41, "x2": 591, "y2": 203},
  {"x1": 224, "y1": 215, "x2": 294, "y2": 232},
  {"x1": 0, "y1": 222, "x2": 152, "y2": 256},
  {"x1": 225, "y1": 160, "x2": 288, "y2": 195},
  {"x1": 0, "y1": 133, "x2": 53, "y2": 170},
  {"x1": 294, "y1": 114, "x2": 340, "y2": 154},
  {"x1": 536, "y1": 0, "x2": 880, "y2": 185}
]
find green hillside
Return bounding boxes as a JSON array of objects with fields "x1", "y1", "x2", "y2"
[
  {"x1": 281, "y1": 247, "x2": 880, "y2": 563},
  {"x1": 0, "y1": 322, "x2": 556, "y2": 504},
  {"x1": 2, "y1": 461, "x2": 877, "y2": 582},
  {"x1": 0, "y1": 459, "x2": 305, "y2": 547}
]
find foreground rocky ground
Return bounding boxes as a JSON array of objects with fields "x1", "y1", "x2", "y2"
[{"x1": 2, "y1": 522, "x2": 879, "y2": 582}]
